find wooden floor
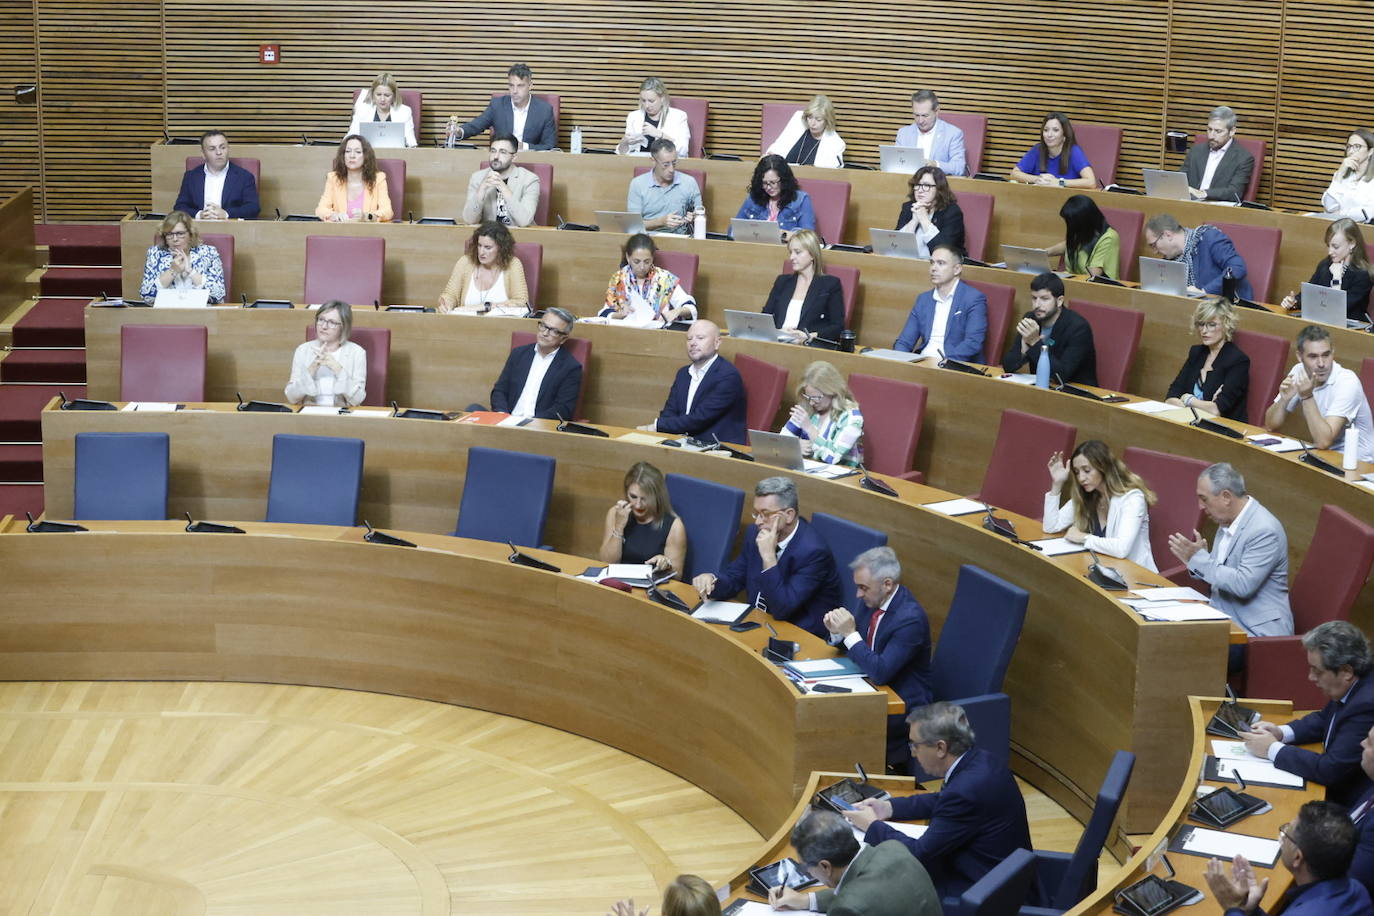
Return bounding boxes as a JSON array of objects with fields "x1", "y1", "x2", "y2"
[{"x1": 0, "y1": 682, "x2": 1115, "y2": 914}]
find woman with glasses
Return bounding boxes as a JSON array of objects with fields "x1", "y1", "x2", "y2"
[
  {"x1": 1279, "y1": 218, "x2": 1374, "y2": 323},
  {"x1": 600, "y1": 233, "x2": 697, "y2": 328},
  {"x1": 779, "y1": 360, "x2": 864, "y2": 466},
  {"x1": 598, "y1": 461, "x2": 687, "y2": 577},
  {"x1": 1044, "y1": 440, "x2": 1157, "y2": 571},
  {"x1": 761, "y1": 229, "x2": 845, "y2": 346},
  {"x1": 1321, "y1": 129, "x2": 1374, "y2": 221},
  {"x1": 285, "y1": 300, "x2": 368, "y2": 407},
  {"x1": 894, "y1": 165, "x2": 965, "y2": 258},
  {"x1": 438, "y1": 221, "x2": 530, "y2": 315},
  {"x1": 315, "y1": 133, "x2": 392, "y2": 222},
  {"x1": 1043, "y1": 194, "x2": 1120, "y2": 279},
  {"x1": 732, "y1": 154, "x2": 816, "y2": 241},
  {"x1": 139, "y1": 211, "x2": 226, "y2": 303},
  {"x1": 1009, "y1": 112, "x2": 1097, "y2": 189},
  {"x1": 1164, "y1": 297, "x2": 1250, "y2": 421}
]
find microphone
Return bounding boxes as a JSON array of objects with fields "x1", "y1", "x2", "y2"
[
  {"x1": 1085, "y1": 548, "x2": 1128, "y2": 590},
  {"x1": 710, "y1": 434, "x2": 754, "y2": 460}
]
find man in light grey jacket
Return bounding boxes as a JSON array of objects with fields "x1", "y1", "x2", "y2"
[{"x1": 461, "y1": 134, "x2": 541, "y2": 227}]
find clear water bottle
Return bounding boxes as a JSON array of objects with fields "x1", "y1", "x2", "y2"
[
  {"x1": 444, "y1": 116, "x2": 458, "y2": 149},
  {"x1": 1035, "y1": 346, "x2": 1051, "y2": 388},
  {"x1": 571, "y1": 125, "x2": 583, "y2": 154}
]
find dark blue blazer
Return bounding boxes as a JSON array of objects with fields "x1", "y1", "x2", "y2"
[
  {"x1": 655, "y1": 357, "x2": 748, "y2": 445},
  {"x1": 173, "y1": 162, "x2": 260, "y2": 219},
  {"x1": 460, "y1": 95, "x2": 558, "y2": 150},
  {"x1": 711, "y1": 517, "x2": 844, "y2": 639},
  {"x1": 867, "y1": 747, "x2": 1033, "y2": 899},
  {"x1": 489, "y1": 344, "x2": 582, "y2": 420},
  {"x1": 847, "y1": 585, "x2": 932, "y2": 710},
  {"x1": 893, "y1": 281, "x2": 987, "y2": 362},
  {"x1": 1276, "y1": 675, "x2": 1374, "y2": 806},
  {"x1": 1348, "y1": 789, "x2": 1374, "y2": 900},
  {"x1": 1192, "y1": 225, "x2": 1254, "y2": 299},
  {"x1": 1226, "y1": 877, "x2": 1374, "y2": 915}
]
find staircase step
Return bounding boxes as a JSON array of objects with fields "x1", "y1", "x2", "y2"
[
  {"x1": 0, "y1": 482, "x2": 45, "y2": 520},
  {"x1": 0, "y1": 444, "x2": 42, "y2": 482},
  {"x1": 39, "y1": 266, "x2": 120, "y2": 298},
  {"x1": 0, "y1": 384, "x2": 81, "y2": 440},
  {"x1": 36, "y1": 224, "x2": 122, "y2": 266},
  {"x1": 0, "y1": 350, "x2": 87, "y2": 384},
  {"x1": 12, "y1": 298, "x2": 88, "y2": 347}
]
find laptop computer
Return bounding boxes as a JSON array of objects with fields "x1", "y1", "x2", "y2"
[
  {"x1": 1001, "y1": 245, "x2": 1056, "y2": 275},
  {"x1": 154, "y1": 288, "x2": 211, "y2": 308},
  {"x1": 1142, "y1": 169, "x2": 1191, "y2": 200},
  {"x1": 868, "y1": 228, "x2": 925, "y2": 259},
  {"x1": 1300, "y1": 281, "x2": 1371, "y2": 329},
  {"x1": 730, "y1": 219, "x2": 783, "y2": 244},
  {"x1": 1139, "y1": 256, "x2": 1190, "y2": 296},
  {"x1": 593, "y1": 211, "x2": 647, "y2": 234},
  {"x1": 359, "y1": 120, "x2": 408, "y2": 149},
  {"x1": 878, "y1": 145, "x2": 928, "y2": 174},
  {"x1": 724, "y1": 309, "x2": 789, "y2": 343},
  {"x1": 748, "y1": 429, "x2": 806, "y2": 470}
]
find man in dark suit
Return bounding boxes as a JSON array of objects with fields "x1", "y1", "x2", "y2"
[
  {"x1": 824, "y1": 546, "x2": 932, "y2": 769},
  {"x1": 173, "y1": 130, "x2": 260, "y2": 220},
  {"x1": 1347, "y1": 724, "x2": 1374, "y2": 898},
  {"x1": 488, "y1": 307, "x2": 582, "y2": 420},
  {"x1": 639, "y1": 319, "x2": 747, "y2": 444},
  {"x1": 1205, "y1": 801, "x2": 1373, "y2": 915},
  {"x1": 1241, "y1": 621, "x2": 1374, "y2": 806},
  {"x1": 769, "y1": 808, "x2": 941, "y2": 916},
  {"x1": 692, "y1": 476, "x2": 844, "y2": 639},
  {"x1": 893, "y1": 242, "x2": 987, "y2": 362},
  {"x1": 1184, "y1": 105, "x2": 1256, "y2": 202},
  {"x1": 1001, "y1": 271, "x2": 1097, "y2": 385},
  {"x1": 845, "y1": 702, "x2": 1033, "y2": 901},
  {"x1": 457, "y1": 63, "x2": 558, "y2": 151}
]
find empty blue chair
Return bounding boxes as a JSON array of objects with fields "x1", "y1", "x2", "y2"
[
  {"x1": 265, "y1": 433, "x2": 364, "y2": 526},
  {"x1": 453, "y1": 447, "x2": 554, "y2": 548},
  {"x1": 810, "y1": 511, "x2": 887, "y2": 613},
  {"x1": 956, "y1": 848, "x2": 1038, "y2": 916},
  {"x1": 665, "y1": 473, "x2": 744, "y2": 581},
  {"x1": 1020, "y1": 750, "x2": 1135, "y2": 915},
  {"x1": 930, "y1": 565, "x2": 1029, "y2": 770},
  {"x1": 74, "y1": 432, "x2": 169, "y2": 520}
]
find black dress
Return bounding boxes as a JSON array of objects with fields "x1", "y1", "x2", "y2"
[{"x1": 621, "y1": 512, "x2": 676, "y2": 564}]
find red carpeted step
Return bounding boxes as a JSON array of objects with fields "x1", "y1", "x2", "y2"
[
  {"x1": 12, "y1": 298, "x2": 88, "y2": 347},
  {"x1": 37, "y1": 224, "x2": 122, "y2": 266},
  {"x1": 0, "y1": 350, "x2": 87, "y2": 384},
  {"x1": 0, "y1": 385, "x2": 80, "y2": 441},
  {"x1": 0, "y1": 445, "x2": 42, "y2": 482},
  {"x1": 39, "y1": 266, "x2": 121, "y2": 298},
  {"x1": 0, "y1": 483, "x2": 45, "y2": 519}
]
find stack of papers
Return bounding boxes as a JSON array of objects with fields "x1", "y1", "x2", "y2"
[
  {"x1": 725, "y1": 902, "x2": 820, "y2": 916},
  {"x1": 298, "y1": 405, "x2": 343, "y2": 416},
  {"x1": 922, "y1": 497, "x2": 986, "y2": 516},
  {"x1": 1172, "y1": 826, "x2": 1281, "y2": 867},
  {"x1": 1028, "y1": 537, "x2": 1086, "y2": 556},
  {"x1": 803, "y1": 460, "x2": 858, "y2": 479},
  {"x1": 1127, "y1": 602, "x2": 1230, "y2": 622},
  {"x1": 1206, "y1": 755, "x2": 1306, "y2": 788},
  {"x1": 120, "y1": 402, "x2": 179, "y2": 412},
  {"x1": 1130, "y1": 587, "x2": 1209, "y2": 601},
  {"x1": 998, "y1": 373, "x2": 1037, "y2": 385},
  {"x1": 860, "y1": 348, "x2": 926, "y2": 363},
  {"x1": 785, "y1": 658, "x2": 863, "y2": 681},
  {"x1": 345, "y1": 407, "x2": 393, "y2": 418}
]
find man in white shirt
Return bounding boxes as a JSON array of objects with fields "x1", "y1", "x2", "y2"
[
  {"x1": 892, "y1": 243, "x2": 988, "y2": 362},
  {"x1": 1264, "y1": 324, "x2": 1374, "y2": 463},
  {"x1": 456, "y1": 63, "x2": 558, "y2": 151},
  {"x1": 894, "y1": 90, "x2": 968, "y2": 177},
  {"x1": 172, "y1": 130, "x2": 260, "y2": 220},
  {"x1": 461, "y1": 134, "x2": 542, "y2": 227},
  {"x1": 1183, "y1": 105, "x2": 1256, "y2": 202},
  {"x1": 638, "y1": 320, "x2": 746, "y2": 443},
  {"x1": 487, "y1": 307, "x2": 582, "y2": 420}
]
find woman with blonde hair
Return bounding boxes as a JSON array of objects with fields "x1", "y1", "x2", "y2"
[
  {"x1": 616, "y1": 77, "x2": 691, "y2": 156},
  {"x1": 348, "y1": 72, "x2": 417, "y2": 147},
  {"x1": 607, "y1": 874, "x2": 721, "y2": 916},
  {"x1": 1044, "y1": 440, "x2": 1157, "y2": 571},
  {"x1": 1164, "y1": 297, "x2": 1250, "y2": 421},
  {"x1": 598, "y1": 461, "x2": 687, "y2": 576},
  {"x1": 1280, "y1": 217, "x2": 1374, "y2": 323},
  {"x1": 762, "y1": 229, "x2": 844, "y2": 345},
  {"x1": 780, "y1": 360, "x2": 864, "y2": 467},
  {"x1": 139, "y1": 211, "x2": 226, "y2": 303},
  {"x1": 766, "y1": 94, "x2": 845, "y2": 168}
]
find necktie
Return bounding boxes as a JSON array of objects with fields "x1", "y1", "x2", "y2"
[{"x1": 867, "y1": 608, "x2": 885, "y2": 644}]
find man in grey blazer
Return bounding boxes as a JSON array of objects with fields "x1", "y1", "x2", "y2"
[
  {"x1": 1168, "y1": 462, "x2": 1293, "y2": 644},
  {"x1": 461, "y1": 134, "x2": 542, "y2": 226},
  {"x1": 1184, "y1": 105, "x2": 1256, "y2": 202}
]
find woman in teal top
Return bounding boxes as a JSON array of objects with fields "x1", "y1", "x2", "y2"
[{"x1": 1047, "y1": 194, "x2": 1121, "y2": 279}]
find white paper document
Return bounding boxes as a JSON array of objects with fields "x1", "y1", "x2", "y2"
[
  {"x1": 1029, "y1": 537, "x2": 1087, "y2": 556},
  {"x1": 496, "y1": 415, "x2": 527, "y2": 427},
  {"x1": 1178, "y1": 826, "x2": 1281, "y2": 866},
  {"x1": 853, "y1": 821, "x2": 928, "y2": 843},
  {"x1": 345, "y1": 407, "x2": 393, "y2": 418},
  {"x1": 120, "y1": 402, "x2": 179, "y2": 412},
  {"x1": 1129, "y1": 587, "x2": 1209, "y2": 602},
  {"x1": 802, "y1": 676, "x2": 877, "y2": 695},
  {"x1": 803, "y1": 460, "x2": 858, "y2": 479},
  {"x1": 1211, "y1": 739, "x2": 1253, "y2": 761},
  {"x1": 787, "y1": 659, "x2": 852, "y2": 677},
  {"x1": 691, "y1": 600, "x2": 750, "y2": 624},
  {"x1": 299, "y1": 405, "x2": 343, "y2": 416},
  {"x1": 998, "y1": 373, "x2": 1037, "y2": 385},
  {"x1": 861, "y1": 348, "x2": 926, "y2": 363},
  {"x1": 1246, "y1": 434, "x2": 1303, "y2": 453},
  {"x1": 1122, "y1": 399, "x2": 1176, "y2": 414},
  {"x1": 1208, "y1": 757, "x2": 1306, "y2": 788},
  {"x1": 728, "y1": 902, "x2": 820, "y2": 916},
  {"x1": 1132, "y1": 602, "x2": 1231, "y2": 622},
  {"x1": 922, "y1": 498, "x2": 986, "y2": 516}
]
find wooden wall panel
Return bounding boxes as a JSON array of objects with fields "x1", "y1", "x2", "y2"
[{"x1": 0, "y1": 1, "x2": 40, "y2": 219}]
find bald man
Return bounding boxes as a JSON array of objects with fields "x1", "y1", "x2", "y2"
[{"x1": 638, "y1": 319, "x2": 748, "y2": 444}]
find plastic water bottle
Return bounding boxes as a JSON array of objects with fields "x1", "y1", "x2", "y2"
[
  {"x1": 571, "y1": 126, "x2": 583, "y2": 154},
  {"x1": 693, "y1": 210, "x2": 706, "y2": 239},
  {"x1": 1035, "y1": 346, "x2": 1051, "y2": 388},
  {"x1": 444, "y1": 116, "x2": 459, "y2": 149}
]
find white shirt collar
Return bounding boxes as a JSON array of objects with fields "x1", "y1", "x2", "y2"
[{"x1": 689, "y1": 354, "x2": 718, "y2": 380}]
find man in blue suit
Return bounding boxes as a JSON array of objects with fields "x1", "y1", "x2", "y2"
[
  {"x1": 1205, "y1": 801, "x2": 1373, "y2": 915},
  {"x1": 1241, "y1": 622, "x2": 1374, "y2": 806},
  {"x1": 457, "y1": 63, "x2": 558, "y2": 151},
  {"x1": 173, "y1": 130, "x2": 260, "y2": 220},
  {"x1": 1145, "y1": 213, "x2": 1254, "y2": 299},
  {"x1": 692, "y1": 476, "x2": 844, "y2": 639},
  {"x1": 824, "y1": 546, "x2": 932, "y2": 769},
  {"x1": 487, "y1": 307, "x2": 582, "y2": 420},
  {"x1": 892, "y1": 243, "x2": 987, "y2": 362},
  {"x1": 1346, "y1": 724, "x2": 1374, "y2": 897},
  {"x1": 845, "y1": 702, "x2": 1033, "y2": 900},
  {"x1": 895, "y1": 90, "x2": 967, "y2": 177},
  {"x1": 640, "y1": 319, "x2": 747, "y2": 444}
]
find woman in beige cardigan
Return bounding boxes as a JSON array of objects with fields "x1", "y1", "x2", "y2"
[
  {"x1": 437, "y1": 221, "x2": 530, "y2": 315},
  {"x1": 315, "y1": 134, "x2": 392, "y2": 222}
]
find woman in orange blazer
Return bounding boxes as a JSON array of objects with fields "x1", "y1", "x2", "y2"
[{"x1": 315, "y1": 133, "x2": 392, "y2": 222}]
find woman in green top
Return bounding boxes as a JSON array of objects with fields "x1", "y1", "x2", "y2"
[{"x1": 1047, "y1": 194, "x2": 1121, "y2": 279}]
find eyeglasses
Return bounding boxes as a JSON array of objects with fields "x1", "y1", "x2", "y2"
[
  {"x1": 761, "y1": 178, "x2": 782, "y2": 187},
  {"x1": 1195, "y1": 320, "x2": 1221, "y2": 331},
  {"x1": 164, "y1": 230, "x2": 189, "y2": 238},
  {"x1": 914, "y1": 182, "x2": 937, "y2": 190},
  {"x1": 537, "y1": 322, "x2": 569, "y2": 338},
  {"x1": 802, "y1": 392, "x2": 830, "y2": 403},
  {"x1": 1278, "y1": 824, "x2": 1295, "y2": 845},
  {"x1": 1347, "y1": 143, "x2": 1368, "y2": 152},
  {"x1": 316, "y1": 318, "x2": 342, "y2": 328},
  {"x1": 751, "y1": 507, "x2": 788, "y2": 521}
]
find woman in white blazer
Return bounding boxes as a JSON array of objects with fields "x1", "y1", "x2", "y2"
[
  {"x1": 766, "y1": 94, "x2": 845, "y2": 169},
  {"x1": 348, "y1": 72, "x2": 417, "y2": 148},
  {"x1": 616, "y1": 77, "x2": 691, "y2": 156},
  {"x1": 1043, "y1": 440, "x2": 1158, "y2": 571}
]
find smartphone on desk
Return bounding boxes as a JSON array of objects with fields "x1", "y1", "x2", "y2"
[
  {"x1": 811, "y1": 683, "x2": 852, "y2": 694},
  {"x1": 730, "y1": 620, "x2": 762, "y2": 632}
]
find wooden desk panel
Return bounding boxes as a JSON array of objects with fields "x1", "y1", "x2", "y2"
[
  {"x1": 0, "y1": 188, "x2": 36, "y2": 313},
  {"x1": 0, "y1": 522, "x2": 886, "y2": 833}
]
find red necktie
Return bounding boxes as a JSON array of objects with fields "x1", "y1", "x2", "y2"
[{"x1": 867, "y1": 608, "x2": 885, "y2": 644}]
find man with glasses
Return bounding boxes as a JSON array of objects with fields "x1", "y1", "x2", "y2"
[
  {"x1": 174, "y1": 129, "x2": 260, "y2": 220},
  {"x1": 768, "y1": 807, "x2": 940, "y2": 915},
  {"x1": 1144, "y1": 213, "x2": 1253, "y2": 299},
  {"x1": 487, "y1": 307, "x2": 582, "y2": 420},
  {"x1": 1240, "y1": 621, "x2": 1374, "y2": 806},
  {"x1": 692, "y1": 476, "x2": 843, "y2": 639},
  {"x1": 640, "y1": 319, "x2": 746, "y2": 443},
  {"x1": 892, "y1": 242, "x2": 987, "y2": 362},
  {"x1": 461, "y1": 134, "x2": 541, "y2": 227},
  {"x1": 895, "y1": 89, "x2": 967, "y2": 177},
  {"x1": 843, "y1": 702, "x2": 1032, "y2": 900},
  {"x1": 627, "y1": 138, "x2": 703, "y2": 236},
  {"x1": 1205, "y1": 801, "x2": 1372, "y2": 914}
]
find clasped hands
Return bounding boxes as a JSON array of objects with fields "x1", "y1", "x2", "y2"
[{"x1": 1015, "y1": 316, "x2": 1042, "y2": 349}]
